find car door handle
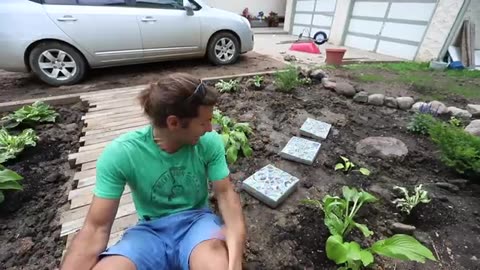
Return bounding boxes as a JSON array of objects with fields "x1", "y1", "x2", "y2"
[
  {"x1": 57, "y1": 16, "x2": 77, "y2": 22},
  {"x1": 141, "y1": 16, "x2": 157, "y2": 22}
]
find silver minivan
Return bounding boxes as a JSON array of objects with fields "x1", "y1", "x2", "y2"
[{"x1": 0, "y1": 0, "x2": 254, "y2": 86}]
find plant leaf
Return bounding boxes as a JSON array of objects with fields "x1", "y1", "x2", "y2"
[
  {"x1": 326, "y1": 234, "x2": 349, "y2": 264},
  {"x1": 359, "y1": 191, "x2": 378, "y2": 204},
  {"x1": 360, "y1": 250, "x2": 374, "y2": 266},
  {"x1": 0, "y1": 166, "x2": 23, "y2": 183},
  {"x1": 241, "y1": 144, "x2": 253, "y2": 157},
  {"x1": 300, "y1": 199, "x2": 322, "y2": 208},
  {"x1": 354, "y1": 222, "x2": 374, "y2": 237},
  {"x1": 335, "y1": 163, "x2": 345, "y2": 171},
  {"x1": 371, "y1": 234, "x2": 436, "y2": 263},
  {"x1": 221, "y1": 134, "x2": 229, "y2": 147},
  {"x1": 0, "y1": 180, "x2": 23, "y2": 190},
  {"x1": 346, "y1": 241, "x2": 362, "y2": 261},
  {"x1": 359, "y1": 168, "x2": 371, "y2": 176},
  {"x1": 226, "y1": 146, "x2": 238, "y2": 164},
  {"x1": 340, "y1": 156, "x2": 349, "y2": 163},
  {"x1": 325, "y1": 212, "x2": 345, "y2": 236},
  {"x1": 342, "y1": 186, "x2": 357, "y2": 202}
]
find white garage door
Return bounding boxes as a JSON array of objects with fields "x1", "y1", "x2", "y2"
[
  {"x1": 344, "y1": 0, "x2": 437, "y2": 60},
  {"x1": 291, "y1": 0, "x2": 337, "y2": 38}
]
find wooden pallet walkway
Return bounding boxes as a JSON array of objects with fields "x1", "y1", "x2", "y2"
[{"x1": 62, "y1": 85, "x2": 147, "y2": 253}]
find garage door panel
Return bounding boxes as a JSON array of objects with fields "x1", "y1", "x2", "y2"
[
  {"x1": 352, "y1": 2, "x2": 389, "y2": 18},
  {"x1": 312, "y1": 14, "x2": 333, "y2": 27},
  {"x1": 387, "y1": 3, "x2": 436, "y2": 21},
  {"x1": 345, "y1": 35, "x2": 377, "y2": 51},
  {"x1": 348, "y1": 19, "x2": 383, "y2": 36},
  {"x1": 294, "y1": 13, "x2": 313, "y2": 25},
  {"x1": 381, "y1": 23, "x2": 427, "y2": 42},
  {"x1": 315, "y1": 0, "x2": 336, "y2": 12},
  {"x1": 292, "y1": 26, "x2": 311, "y2": 36},
  {"x1": 296, "y1": 0, "x2": 315, "y2": 12},
  {"x1": 377, "y1": 40, "x2": 418, "y2": 60}
]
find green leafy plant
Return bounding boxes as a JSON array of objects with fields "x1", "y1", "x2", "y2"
[
  {"x1": 0, "y1": 128, "x2": 38, "y2": 163},
  {"x1": 215, "y1": 79, "x2": 240, "y2": 93},
  {"x1": 303, "y1": 186, "x2": 377, "y2": 237},
  {"x1": 429, "y1": 122, "x2": 480, "y2": 176},
  {"x1": 335, "y1": 156, "x2": 371, "y2": 176},
  {"x1": 448, "y1": 116, "x2": 463, "y2": 128},
  {"x1": 299, "y1": 77, "x2": 312, "y2": 85},
  {"x1": 407, "y1": 113, "x2": 438, "y2": 135},
  {"x1": 253, "y1": 75, "x2": 264, "y2": 88},
  {"x1": 212, "y1": 109, "x2": 253, "y2": 164},
  {"x1": 0, "y1": 165, "x2": 23, "y2": 204},
  {"x1": 1, "y1": 101, "x2": 59, "y2": 128},
  {"x1": 326, "y1": 234, "x2": 436, "y2": 270},
  {"x1": 274, "y1": 66, "x2": 301, "y2": 92},
  {"x1": 392, "y1": 184, "x2": 431, "y2": 215}
]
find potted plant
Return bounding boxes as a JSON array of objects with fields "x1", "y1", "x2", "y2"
[{"x1": 267, "y1": 11, "x2": 279, "y2": 27}]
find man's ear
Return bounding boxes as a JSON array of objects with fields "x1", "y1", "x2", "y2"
[{"x1": 166, "y1": 115, "x2": 181, "y2": 130}]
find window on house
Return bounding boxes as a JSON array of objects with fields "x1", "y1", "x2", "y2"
[{"x1": 135, "y1": 0, "x2": 185, "y2": 10}]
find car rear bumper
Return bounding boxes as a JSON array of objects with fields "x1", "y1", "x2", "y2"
[{"x1": 239, "y1": 29, "x2": 254, "y2": 53}]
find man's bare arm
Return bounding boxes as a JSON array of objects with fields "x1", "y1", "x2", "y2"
[{"x1": 60, "y1": 196, "x2": 120, "y2": 270}]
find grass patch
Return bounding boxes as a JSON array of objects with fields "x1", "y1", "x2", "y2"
[
  {"x1": 345, "y1": 62, "x2": 430, "y2": 73},
  {"x1": 355, "y1": 73, "x2": 384, "y2": 83}
]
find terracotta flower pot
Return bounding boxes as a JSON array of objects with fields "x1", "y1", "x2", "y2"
[{"x1": 325, "y1": 48, "x2": 347, "y2": 66}]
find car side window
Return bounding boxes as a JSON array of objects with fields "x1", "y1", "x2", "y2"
[
  {"x1": 43, "y1": 0, "x2": 77, "y2": 4},
  {"x1": 78, "y1": 0, "x2": 127, "y2": 6},
  {"x1": 135, "y1": 0, "x2": 185, "y2": 10}
]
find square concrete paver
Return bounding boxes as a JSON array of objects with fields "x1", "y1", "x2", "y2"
[
  {"x1": 242, "y1": 164, "x2": 300, "y2": 208},
  {"x1": 300, "y1": 118, "x2": 332, "y2": 140},
  {"x1": 280, "y1": 136, "x2": 321, "y2": 165}
]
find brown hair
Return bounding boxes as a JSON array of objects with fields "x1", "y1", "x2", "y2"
[{"x1": 138, "y1": 73, "x2": 218, "y2": 128}]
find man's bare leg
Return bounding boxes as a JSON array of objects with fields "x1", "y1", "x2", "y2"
[
  {"x1": 92, "y1": 255, "x2": 136, "y2": 270},
  {"x1": 190, "y1": 239, "x2": 228, "y2": 270}
]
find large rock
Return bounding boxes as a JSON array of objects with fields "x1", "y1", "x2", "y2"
[
  {"x1": 411, "y1": 102, "x2": 427, "y2": 112},
  {"x1": 467, "y1": 104, "x2": 480, "y2": 117},
  {"x1": 447, "y1": 107, "x2": 472, "y2": 119},
  {"x1": 353, "y1": 91, "x2": 369, "y2": 103},
  {"x1": 385, "y1": 97, "x2": 398, "y2": 108},
  {"x1": 396, "y1": 97, "x2": 415, "y2": 110},
  {"x1": 356, "y1": 137, "x2": 408, "y2": 160},
  {"x1": 368, "y1": 94, "x2": 385, "y2": 106},
  {"x1": 335, "y1": 82, "x2": 356, "y2": 97},
  {"x1": 465, "y1": 120, "x2": 480, "y2": 136},
  {"x1": 322, "y1": 78, "x2": 336, "y2": 90},
  {"x1": 428, "y1": 101, "x2": 448, "y2": 114}
]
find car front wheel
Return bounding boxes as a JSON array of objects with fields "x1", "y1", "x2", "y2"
[
  {"x1": 29, "y1": 41, "x2": 87, "y2": 86},
  {"x1": 207, "y1": 32, "x2": 240, "y2": 65}
]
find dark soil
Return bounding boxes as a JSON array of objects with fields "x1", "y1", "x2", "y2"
[
  {"x1": 0, "y1": 102, "x2": 87, "y2": 270},
  {"x1": 209, "y1": 76, "x2": 480, "y2": 270}
]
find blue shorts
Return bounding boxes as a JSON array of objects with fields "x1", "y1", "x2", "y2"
[{"x1": 99, "y1": 208, "x2": 224, "y2": 270}]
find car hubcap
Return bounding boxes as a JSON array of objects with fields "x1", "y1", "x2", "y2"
[
  {"x1": 38, "y1": 49, "x2": 77, "y2": 81},
  {"x1": 214, "y1": 38, "x2": 235, "y2": 62}
]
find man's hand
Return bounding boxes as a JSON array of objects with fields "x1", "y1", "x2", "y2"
[{"x1": 212, "y1": 176, "x2": 246, "y2": 270}]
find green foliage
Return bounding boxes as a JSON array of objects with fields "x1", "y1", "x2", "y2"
[
  {"x1": 253, "y1": 75, "x2": 264, "y2": 88},
  {"x1": 303, "y1": 186, "x2": 377, "y2": 237},
  {"x1": 392, "y1": 184, "x2": 431, "y2": 215},
  {"x1": 355, "y1": 73, "x2": 384, "y2": 83},
  {"x1": 215, "y1": 79, "x2": 240, "y2": 93},
  {"x1": 1, "y1": 101, "x2": 59, "y2": 128},
  {"x1": 448, "y1": 116, "x2": 463, "y2": 128},
  {"x1": 407, "y1": 113, "x2": 438, "y2": 135},
  {"x1": 299, "y1": 77, "x2": 312, "y2": 85},
  {"x1": 0, "y1": 165, "x2": 23, "y2": 204},
  {"x1": 326, "y1": 234, "x2": 436, "y2": 270},
  {"x1": 274, "y1": 66, "x2": 301, "y2": 92},
  {"x1": 335, "y1": 156, "x2": 370, "y2": 176},
  {"x1": 0, "y1": 128, "x2": 38, "y2": 163},
  {"x1": 212, "y1": 109, "x2": 253, "y2": 164},
  {"x1": 429, "y1": 122, "x2": 480, "y2": 176}
]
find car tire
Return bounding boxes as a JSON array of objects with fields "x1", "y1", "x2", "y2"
[
  {"x1": 207, "y1": 32, "x2": 240, "y2": 65},
  {"x1": 29, "y1": 41, "x2": 87, "y2": 86}
]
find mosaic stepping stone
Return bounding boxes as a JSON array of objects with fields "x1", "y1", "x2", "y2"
[
  {"x1": 242, "y1": 164, "x2": 300, "y2": 208},
  {"x1": 280, "y1": 136, "x2": 321, "y2": 165},
  {"x1": 300, "y1": 118, "x2": 332, "y2": 140}
]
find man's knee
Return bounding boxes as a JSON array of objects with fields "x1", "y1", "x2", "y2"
[
  {"x1": 190, "y1": 239, "x2": 228, "y2": 270},
  {"x1": 92, "y1": 255, "x2": 136, "y2": 270}
]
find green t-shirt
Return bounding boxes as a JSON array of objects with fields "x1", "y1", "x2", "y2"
[{"x1": 93, "y1": 125, "x2": 230, "y2": 220}]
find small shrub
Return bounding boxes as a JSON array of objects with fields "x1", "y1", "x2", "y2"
[
  {"x1": 0, "y1": 128, "x2": 38, "y2": 163},
  {"x1": 392, "y1": 184, "x2": 431, "y2": 215},
  {"x1": 448, "y1": 116, "x2": 463, "y2": 128},
  {"x1": 335, "y1": 156, "x2": 370, "y2": 176},
  {"x1": 274, "y1": 66, "x2": 301, "y2": 92},
  {"x1": 215, "y1": 79, "x2": 239, "y2": 93},
  {"x1": 429, "y1": 122, "x2": 480, "y2": 176},
  {"x1": 0, "y1": 165, "x2": 23, "y2": 204},
  {"x1": 253, "y1": 75, "x2": 264, "y2": 88},
  {"x1": 1, "y1": 101, "x2": 59, "y2": 128},
  {"x1": 407, "y1": 113, "x2": 438, "y2": 135}
]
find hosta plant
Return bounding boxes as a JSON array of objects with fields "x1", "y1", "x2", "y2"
[
  {"x1": 215, "y1": 79, "x2": 240, "y2": 93},
  {"x1": 1, "y1": 101, "x2": 59, "y2": 128},
  {"x1": 0, "y1": 128, "x2": 38, "y2": 163},
  {"x1": 335, "y1": 156, "x2": 371, "y2": 176},
  {"x1": 0, "y1": 165, "x2": 23, "y2": 204},
  {"x1": 212, "y1": 109, "x2": 253, "y2": 164},
  {"x1": 392, "y1": 184, "x2": 431, "y2": 215},
  {"x1": 326, "y1": 234, "x2": 436, "y2": 270},
  {"x1": 407, "y1": 113, "x2": 438, "y2": 135}
]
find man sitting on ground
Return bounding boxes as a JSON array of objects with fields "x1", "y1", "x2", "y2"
[{"x1": 61, "y1": 73, "x2": 246, "y2": 270}]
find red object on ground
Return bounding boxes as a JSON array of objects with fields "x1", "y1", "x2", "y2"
[
  {"x1": 325, "y1": 48, "x2": 347, "y2": 65},
  {"x1": 289, "y1": 41, "x2": 321, "y2": 54}
]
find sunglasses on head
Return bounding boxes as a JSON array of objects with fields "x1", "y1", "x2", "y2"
[{"x1": 184, "y1": 82, "x2": 207, "y2": 103}]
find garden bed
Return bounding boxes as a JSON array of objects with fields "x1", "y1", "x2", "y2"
[
  {"x1": 0, "y1": 102, "x2": 87, "y2": 270},
  {"x1": 208, "y1": 73, "x2": 480, "y2": 270}
]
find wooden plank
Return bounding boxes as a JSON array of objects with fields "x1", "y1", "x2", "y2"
[
  {"x1": 89, "y1": 100, "x2": 139, "y2": 112},
  {"x1": 77, "y1": 175, "x2": 96, "y2": 188},
  {"x1": 84, "y1": 112, "x2": 144, "y2": 125},
  {"x1": 83, "y1": 116, "x2": 147, "y2": 131},
  {"x1": 80, "y1": 85, "x2": 145, "y2": 99},
  {"x1": 84, "y1": 119, "x2": 148, "y2": 135},
  {"x1": 69, "y1": 148, "x2": 103, "y2": 163},
  {"x1": 80, "y1": 125, "x2": 142, "y2": 142},
  {"x1": 73, "y1": 169, "x2": 96, "y2": 181},
  {"x1": 82, "y1": 161, "x2": 97, "y2": 171},
  {"x1": 83, "y1": 91, "x2": 141, "y2": 104},
  {"x1": 81, "y1": 107, "x2": 141, "y2": 120},
  {"x1": 69, "y1": 188, "x2": 132, "y2": 209},
  {"x1": 83, "y1": 133, "x2": 128, "y2": 146},
  {"x1": 61, "y1": 202, "x2": 136, "y2": 237},
  {"x1": 79, "y1": 141, "x2": 110, "y2": 153},
  {"x1": 68, "y1": 182, "x2": 131, "y2": 202},
  {"x1": 90, "y1": 95, "x2": 141, "y2": 106}
]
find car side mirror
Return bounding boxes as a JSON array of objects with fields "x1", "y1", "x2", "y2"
[{"x1": 185, "y1": 6, "x2": 194, "y2": 16}]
